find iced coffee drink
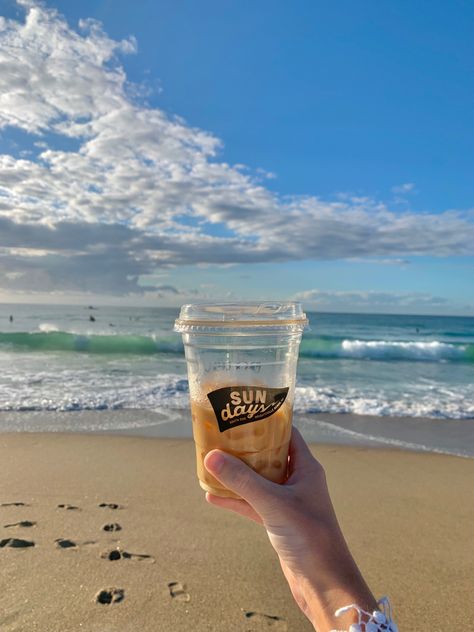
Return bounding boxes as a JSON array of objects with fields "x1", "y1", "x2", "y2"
[
  {"x1": 174, "y1": 303, "x2": 307, "y2": 499},
  {"x1": 191, "y1": 384, "x2": 293, "y2": 497}
]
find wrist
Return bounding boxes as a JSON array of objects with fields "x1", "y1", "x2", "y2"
[
  {"x1": 304, "y1": 580, "x2": 377, "y2": 631},
  {"x1": 292, "y1": 527, "x2": 377, "y2": 630}
]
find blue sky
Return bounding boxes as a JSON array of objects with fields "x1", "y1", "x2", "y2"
[{"x1": 0, "y1": 0, "x2": 473, "y2": 313}]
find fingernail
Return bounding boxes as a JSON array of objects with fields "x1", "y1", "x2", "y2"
[{"x1": 205, "y1": 451, "x2": 226, "y2": 474}]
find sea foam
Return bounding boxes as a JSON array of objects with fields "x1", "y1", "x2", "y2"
[{"x1": 340, "y1": 339, "x2": 465, "y2": 361}]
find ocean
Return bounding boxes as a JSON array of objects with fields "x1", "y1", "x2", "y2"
[{"x1": 1, "y1": 304, "x2": 473, "y2": 455}]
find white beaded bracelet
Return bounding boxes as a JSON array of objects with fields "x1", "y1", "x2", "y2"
[{"x1": 331, "y1": 597, "x2": 398, "y2": 632}]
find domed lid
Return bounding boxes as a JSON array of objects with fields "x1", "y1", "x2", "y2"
[{"x1": 174, "y1": 301, "x2": 307, "y2": 332}]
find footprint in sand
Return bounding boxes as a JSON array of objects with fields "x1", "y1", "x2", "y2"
[
  {"x1": 101, "y1": 548, "x2": 154, "y2": 563},
  {"x1": 244, "y1": 611, "x2": 288, "y2": 631},
  {"x1": 98, "y1": 502, "x2": 123, "y2": 510},
  {"x1": 57, "y1": 504, "x2": 80, "y2": 511},
  {"x1": 0, "y1": 538, "x2": 35, "y2": 548},
  {"x1": 55, "y1": 538, "x2": 77, "y2": 549},
  {"x1": 1, "y1": 502, "x2": 29, "y2": 507},
  {"x1": 4, "y1": 520, "x2": 36, "y2": 528},
  {"x1": 102, "y1": 523, "x2": 122, "y2": 532},
  {"x1": 168, "y1": 581, "x2": 190, "y2": 602},
  {"x1": 55, "y1": 538, "x2": 97, "y2": 549},
  {"x1": 95, "y1": 588, "x2": 125, "y2": 605}
]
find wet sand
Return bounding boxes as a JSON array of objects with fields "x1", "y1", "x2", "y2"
[{"x1": 0, "y1": 432, "x2": 473, "y2": 631}]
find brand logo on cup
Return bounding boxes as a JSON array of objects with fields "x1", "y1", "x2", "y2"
[{"x1": 207, "y1": 386, "x2": 289, "y2": 432}]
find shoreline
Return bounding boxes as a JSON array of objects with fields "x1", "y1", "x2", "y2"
[
  {"x1": 0, "y1": 433, "x2": 473, "y2": 630},
  {"x1": 0, "y1": 408, "x2": 473, "y2": 458}
]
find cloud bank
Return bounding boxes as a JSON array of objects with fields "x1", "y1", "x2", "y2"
[
  {"x1": 0, "y1": 1, "x2": 473, "y2": 294},
  {"x1": 293, "y1": 289, "x2": 450, "y2": 310}
]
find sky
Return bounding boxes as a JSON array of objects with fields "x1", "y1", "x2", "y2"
[{"x1": 0, "y1": 0, "x2": 473, "y2": 314}]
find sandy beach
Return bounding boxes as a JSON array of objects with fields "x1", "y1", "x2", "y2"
[{"x1": 1, "y1": 433, "x2": 473, "y2": 631}]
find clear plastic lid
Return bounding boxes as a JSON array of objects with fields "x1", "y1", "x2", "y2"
[{"x1": 174, "y1": 302, "x2": 308, "y2": 333}]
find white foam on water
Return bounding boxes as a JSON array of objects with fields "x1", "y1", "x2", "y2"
[
  {"x1": 0, "y1": 363, "x2": 473, "y2": 420},
  {"x1": 339, "y1": 339, "x2": 465, "y2": 361},
  {"x1": 294, "y1": 385, "x2": 474, "y2": 419},
  {"x1": 38, "y1": 322, "x2": 60, "y2": 332},
  {"x1": 0, "y1": 369, "x2": 190, "y2": 413}
]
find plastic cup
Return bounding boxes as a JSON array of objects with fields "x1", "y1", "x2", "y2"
[{"x1": 174, "y1": 302, "x2": 307, "y2": 499}]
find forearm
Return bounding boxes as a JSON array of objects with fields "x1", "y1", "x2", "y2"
[
  {"x1": 280, "y1": 525, "x2": 377, "y2": 630},
  {"x1": 283, "y1": 561, "x2": 375, "y2": 630},
  {"x1": 204, "y1": 436, "x2": 383, "y2": 630}
]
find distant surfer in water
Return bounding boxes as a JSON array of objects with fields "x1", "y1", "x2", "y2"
[
  {"x1": 9, "y1": 315, "x2": 13, "y2": 322},
  {"x1": 89, "y1": 315, "x2": 96, "y2": 322}
]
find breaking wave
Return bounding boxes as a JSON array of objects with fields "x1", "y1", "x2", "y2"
[
  {"x1": 0, "y1": 330, "x2": 473, "y2": 362},
  {"x1": 300, "y1": 338, "x2": 473, "y2": 362},
  {"x1": 0, "y1": 331, "x2": 182, "y2": 355}
]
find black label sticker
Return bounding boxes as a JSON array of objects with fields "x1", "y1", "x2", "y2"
[{"x1": 207, "y1": 385, "x2": 289, "y2": 433}]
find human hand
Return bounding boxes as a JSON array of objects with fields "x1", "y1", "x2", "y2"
[{"x1": 204, "y1": 428, "x2": 376, "y2": 631}]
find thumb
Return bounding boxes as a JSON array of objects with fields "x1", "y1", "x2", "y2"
[{"x1": 204, "y1": 450, "x2": 279, "y2": 510}]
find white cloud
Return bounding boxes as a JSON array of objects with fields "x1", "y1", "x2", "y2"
[
  {"x1": 0, "y1": 2, "x2": 473, "y2": 295},
  {"x1": 293, "y1": 289, "x2": 450, "y2": 309},
  {"x1": 391, "y1": 183, "x2": 415, "y2": 194}
]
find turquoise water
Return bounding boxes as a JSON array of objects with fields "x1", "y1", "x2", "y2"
[{"x1": 0, "y1": 304, "x2": 473, "y2": 422}]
